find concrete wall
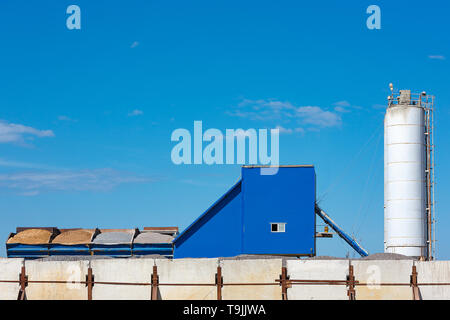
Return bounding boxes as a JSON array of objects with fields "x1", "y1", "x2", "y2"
[
  {"x1": 416, "y1": 261, "x2": 450, "y2": 300},
  {"x1": 2, "y1": 258, "x2": 450, "y2": 300},
  {"x1": 91, "y1": 258, "x2": 154, "y2": 300},
  {"x1": 0, "y1": 258, "x2": 23, "y2": 300},
  {"x1": 221, "y1": 259, "x2": 282, "y2": 300},
  {"x1": 155, "y1": 258, "x2": 218, "y2": 300},
  {"x1": 352, "y1": 260, "x2": 414, "y2": 300},
  {"x1": 25, "y1": 260, "x2": 89, "y2": 300},
  {"x1": 287, "y1": 260, "x2": 349, "y2": 300}
]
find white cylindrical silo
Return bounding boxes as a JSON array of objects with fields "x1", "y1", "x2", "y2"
[{"x1": 384, "y1": 90, "x2": 426, "y2": 257}]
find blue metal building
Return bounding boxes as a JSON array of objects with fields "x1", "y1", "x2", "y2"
[{"x1": 173, "y1": 166, "x2": 316, "y2": 258}]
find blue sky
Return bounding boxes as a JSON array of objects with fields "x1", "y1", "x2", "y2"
[{"x1": 0, "y1": 0, "x2": 449, "y2": 258}]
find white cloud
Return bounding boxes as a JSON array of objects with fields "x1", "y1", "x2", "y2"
[
  {"x1": 296, "y1": 106, "x2": 341, "y2": 127},
  {"x1": 333, "y1": 100, "x2": 362, "y2": 113},
  {"x1": 334, "y1": 106, "x2": 348, "y2": 113},
  {"x1": 275, "y1": 125, "x2": 293, "y2": 134},
  {"x1": 333, "y1": 101, "x2": 351, "y2": 107},
  {"x1": 130, "y1": 41, "x2": 139, "y2": 48},
  {"x1": 0, "y1": 168, "x2": 155, "y2": 195},
  {"x1": 128, "y1": 109, "x2": 143, "y2": 117},
  {"x1": 0, "y1": 159, "x2": 43, "y2": 169},
  {"x1": 58, "y1": 115, "x2": 77, "y2": 122},
  {"x1": 372, "y1": 104, "x2": 386, "y2": 110},
  {"x1": 0, "y1": 120, "x2": 54, "y2": 145},
  {"x1": 428, "y1": 55, "x2": 445, "y2": 60},
  {"x1": 228, "y1": 99, "x2": 342, "y2": 129}
]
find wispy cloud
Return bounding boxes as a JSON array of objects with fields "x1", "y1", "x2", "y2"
[
  {"x1": 372, "y1": 103, "x2": 386, "y2": 110},
  {"x1": 333, "y1": 101, "x2": 362, "y2": 113},
  {"x1": 0, "y1": 158, "x2": 46, "y2": 169},
  {"x1": 0, "y1": 120, "x2": 54, "y2": 145},
  {"x1": 0, "y1": 168, "x2": 156, "y2": 195},
  {"x1": 275, "y1": 125, "x2": 293, "y2": 134},
  {"x1": 275, "y1": 125, "x2": 305, "y2": 135},
  {"x1": 128, "y1": 109, "x2": 143, "y2": 117},
  {"x1": 428, "y1": 55, "x2": 445, "y2": 60},
  {"x1": 58, "y1": 115, "x2": 77, "y2": 122},
  {"x1": 130, "y1": 41, "x2": 139, "y2": 48},
  {"x1": 227, "y1": 99, "x2": 342, "y2": 130}
]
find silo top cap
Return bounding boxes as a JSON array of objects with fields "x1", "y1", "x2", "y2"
[{"x1": 398, "y1": 90, "x2": 411, "y2": 105}]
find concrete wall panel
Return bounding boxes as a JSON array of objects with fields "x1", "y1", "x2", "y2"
[
  {"x1": 286, "y1": 260, "x2": 349, "y2": 300},
  {"x1": 352, "y1": 260, "x2": 414, "y2": 300},
  {"x1": 416, "y1": 261, "x2": 450, "y2": 300},
  {"x1": 91, "y1": 258, "x2": 154, "y2": 300},
  {"x1": 0, "y1": 258, "x2": 23, "y2": 300},
  {"x1": 155, "y1": 258, "x2": 218, "y2": 300},
  {"x1": 221, "y1": 259, "x2": 282, "y2": 300},
  {"x1": 25, "y1": 260, "x2": 89, "y2": 300}
]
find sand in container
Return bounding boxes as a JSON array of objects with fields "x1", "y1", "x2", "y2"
[
  {"x1": 93, "y1": 229, "x2": 135, "y2": 244},
  {"x1": 52, "y1": 229, "x2": 95, "y2": 245},
  {"x1": 134, "y1": 232, "x2": 174, "y2": 244},
  {"x1": 7, "y1": 229, "x2": 53, "y2": 244}
]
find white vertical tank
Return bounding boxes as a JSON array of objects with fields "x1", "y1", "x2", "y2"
[{"x1": 384, "y1": 90, "x2": 426, "y2": 257}]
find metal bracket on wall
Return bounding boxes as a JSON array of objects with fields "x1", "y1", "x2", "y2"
[
  {"x1": 410, "y1": 265, "x2": 421, "y2": 300},
  {"x1": 17, "y1": 265, "x2": 28, "y2": 300},
  {"x1": 347, "y1": 265, "x2": 356, "y2": 300},
  {"x1": 279, "y1": 267, "x2": 291, "y2": 300},
  {"x1": 85, "y1": 267, "x2": 94, "y2": 300},
  {"x1": 215, "y1": 266, "x2": 223, "y2": 300},
  {"x1": 151, "y1": 265, "x2": 159, "y2": 300}
]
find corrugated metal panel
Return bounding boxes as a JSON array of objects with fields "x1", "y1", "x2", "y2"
[
  {"x1": 91, "y1": 244, "x2": 133, "y2": 257},
  {"x1": 132, "y1": 243, "x2": 173, "y2": 256},
  {"x1": 48, "y1": 244, "x2": 91, "y2": 256},
  {"x1": 6, "y1": 244, "x2": 49, "y2": 258}
]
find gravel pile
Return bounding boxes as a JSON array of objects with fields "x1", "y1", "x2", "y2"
[
  {"x1": 134, "y1": 232, "x2": 174, "y2": 244},
  {"x1": 7, "y1": 229, "x2": 53, "y2": 244},
  {"x1": 361, "y1": 252, "x2": 414, "y2": 260},
  {"x1": 93, "y1": 231, "x2": 134, "y2": 244},
  {"x1": 52, "y1": 229, "x2": 94, "y2": 244},
  {"x1": 306, "y1": 256, "x2": 349, "y2": 260}
]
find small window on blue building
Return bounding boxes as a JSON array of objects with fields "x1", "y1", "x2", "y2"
[{"x1": 271, "y1": 223, "x2": 286, "y2": 233}]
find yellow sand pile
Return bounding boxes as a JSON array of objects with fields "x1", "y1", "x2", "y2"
[
  {"x1": 7, "y1": 229, "x2": 53, "y2": 244},
  {"x1": 51, "y1": 229, "x2": 94, "y2": 245}
]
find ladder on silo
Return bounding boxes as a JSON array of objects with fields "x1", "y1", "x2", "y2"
[{"x1": 422, "y1": 93, "x2": 436, "y2": 261}]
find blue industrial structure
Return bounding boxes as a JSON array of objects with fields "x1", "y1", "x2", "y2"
[
  {"x1": 173, "y1": 166, "x2": 316, "y2": 258},
  {"x1": 6, "y1": 166, "x2": 368, "y2": 259}
]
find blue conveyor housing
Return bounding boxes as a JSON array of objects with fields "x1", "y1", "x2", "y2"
[{"x1": 315, "y1": 204, "x2": 369, "y2": 257}]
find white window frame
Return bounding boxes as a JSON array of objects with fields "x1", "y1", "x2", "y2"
[{"x1": 270, "y1": 222, "x2": 286, "y2": 233}]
